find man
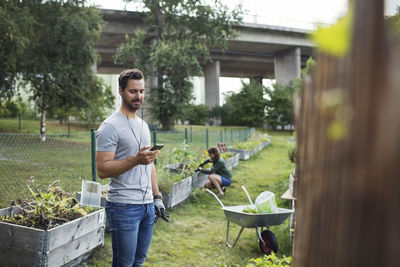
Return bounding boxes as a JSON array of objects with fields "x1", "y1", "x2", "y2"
[{"x1": 96, "y1": 69, "x2": 169, "y2": 267}]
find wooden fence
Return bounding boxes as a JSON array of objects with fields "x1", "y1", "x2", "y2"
[{"x1": 292, "y1": 0, "x2": 400, "y2": 266}]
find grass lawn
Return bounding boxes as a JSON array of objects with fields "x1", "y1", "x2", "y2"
[{"x1": 86, "y1": 132, "x2": 295, "y2": 267}]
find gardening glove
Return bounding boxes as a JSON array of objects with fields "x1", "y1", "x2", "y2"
[{"x1": 154, "y1": 197, "x2": 170, "y2": 223}]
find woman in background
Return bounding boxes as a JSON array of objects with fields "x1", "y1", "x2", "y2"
[{"x1": 198, "y1": 147, "x2": 232, "y2": 196}]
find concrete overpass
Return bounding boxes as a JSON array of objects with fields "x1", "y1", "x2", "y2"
[{"x1": 96, "y1": 9, "x2": 315, "y2": 109}]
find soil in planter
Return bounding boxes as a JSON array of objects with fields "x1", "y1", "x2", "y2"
[{"x1": 0, "y1": 179, "x2": 94, "y2": 230}]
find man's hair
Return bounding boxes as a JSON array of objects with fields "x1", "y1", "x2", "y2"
[
  {"x1": 118, "y1": 69, "x2": 144, "y2": 91},
  {"x1": 208, "y1": 147, "x2": 220, "y2": 161}
]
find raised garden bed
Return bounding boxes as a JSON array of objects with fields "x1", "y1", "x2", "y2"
[
  {"x1": 162, "y1": 175, "x2": 192, "y2": 209},
  {"x1": 228, "y1": 139, "x2": 271, "y2": 160},
  {"x1": 0, "y1": 206, "x2": 105, "y2": 267}
]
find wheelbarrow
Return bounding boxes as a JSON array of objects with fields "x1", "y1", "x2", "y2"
[{"x1": 206, "y1": 186, "x2": 293, "y2": 254}]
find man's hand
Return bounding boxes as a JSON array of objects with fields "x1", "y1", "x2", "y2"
[
  {"x1": 135, "y1": 146, "x2": 160, "y2": 165},
  {"x1": 154, "y1": 198, "x2": 170, "y2": 223}
]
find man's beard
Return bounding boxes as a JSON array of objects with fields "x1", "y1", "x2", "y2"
[{"x1": 123, "y1": 96, "x2": 141, "y2": 111}]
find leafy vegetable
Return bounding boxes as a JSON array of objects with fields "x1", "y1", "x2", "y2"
[
  {"x1": 0, "y1": 179, "x2": 92, "y2": 230},
  {"x1": 242, "y1": 207, "x2": 258, "y2": 214}
]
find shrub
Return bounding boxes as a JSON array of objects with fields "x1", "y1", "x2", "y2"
[{"x1": 247, "y1": 252, "x2": 292, "y2": 267}]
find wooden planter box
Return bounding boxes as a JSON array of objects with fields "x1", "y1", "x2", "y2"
[
  {"x1": 192, "y1": 171, "x2": 209, "y2": 188},
  {"x1": 163, "y1": 163, "x2": 182, "y2": 174},
  {"x1": 0, "y1": 207, "x2": 105, "y2": 267},
  {"x1": 227, "y1": 148, "x2": 252, "y2": 160},
  {"x1": 229, "y1": 141, "x2": 271, "y2": 160},
  {"x1": 232, "y1": 153, "x2": 240, "y2": 168},
  {"x1": 223, "y1": 156, "x2": 233, "y2": 171},
  {"x1": 162, "y1": 175, "x2": 192, "y2": 209}
]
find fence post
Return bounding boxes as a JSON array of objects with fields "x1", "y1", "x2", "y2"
[
  {"x1": 190, "y1": 126, "x2": 192, "y2": 142},
  {"x1": 18, "y1": 113, "x2": 21, "y2": 132},
  {"x1": 91, "y1": 128, "x2": 96, "y2": 181},
  {"x1": 224, "y1": 128, "x2": 227, "y2": 143},
  {"x1": 206, "y1": 128, "x2": 209, "y2": 149},
  {"x1": 239, "y1": 130, "x2": 241, "y2": 142},
  {"x1": 153, "y1": 127, "x2": 157, "y2": 165},
  {"x1": 220, "y1": 130, "x2": 222, "y2": 143},
  {"x1": 67, "y1": 117, "x2": 71, "y2": 138},
  {"x1": 230, "y1": 130, "x2": 233, "y2": 145},
  {"x1": 185, "y1": 128, "x2": 188, "y2": 145}
]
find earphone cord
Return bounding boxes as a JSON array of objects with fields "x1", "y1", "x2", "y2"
[{"x1": 126, "y1": 112, "x2": 150, "y2": 203}]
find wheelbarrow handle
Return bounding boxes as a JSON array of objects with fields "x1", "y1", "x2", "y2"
[
  {"x1": 205, "y1": 189, "x2": 225, "y2": 208},
  {"x1": 241, "y1": 185, "x2": 254, "y2": 206}
]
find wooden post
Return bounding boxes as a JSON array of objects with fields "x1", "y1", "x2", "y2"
[{"x1": 292, "y1": 1, "x2": 400, "y2": 266}]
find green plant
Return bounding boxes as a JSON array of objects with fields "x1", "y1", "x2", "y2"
[
  {"x1": 0, "y1": 179, "x2": 91, "y2": 230},
  {"x1": 287, "y1": 143, "x2": 297, "y2": 163},
  {"x1": 232, "y1": 139, "x2": 261, "y2": 150},
  {"x1": 171, "y1": 145, "x2": 208, "y2": 178},
  {"x1": 220, "y1": 152, "x2": 234, "y2": 160},
  {"x1": 247, "y1": 252, "x2": 292, "y2": 267},
  {"x1": 242, "y1": 207, "x2": 258, "y2": 214}
]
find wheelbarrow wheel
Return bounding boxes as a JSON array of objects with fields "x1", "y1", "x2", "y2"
[{"x1": 259, "y1": 230, "x2": 278, "y2": 255}]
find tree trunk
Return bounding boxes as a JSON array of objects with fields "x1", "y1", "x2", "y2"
[
  {"x1": 40, "y1": 103, "x2": 46, "y2": 142},
  {"x1": 161, "y1": 116, "x2": 170, "y2": 131}
]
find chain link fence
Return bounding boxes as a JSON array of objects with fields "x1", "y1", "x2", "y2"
[
  {"x1": 0, "y1": 127, "x2": 255, "y2": 208},
  {"x1": 0, "y1": 133, "x2": 93, "y2": 207}
]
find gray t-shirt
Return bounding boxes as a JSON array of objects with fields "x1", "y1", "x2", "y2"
[{"x1": 96, "y1": 111, "x2": 153, "y2": 204}]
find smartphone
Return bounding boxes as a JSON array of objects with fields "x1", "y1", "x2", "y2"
[{"x1": 149, "y1": 144, "x2": 164, "y2": 151}]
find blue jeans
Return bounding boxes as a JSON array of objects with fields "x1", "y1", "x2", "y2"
[
  {"x1": 220, "y1": 175, "x2": 232, "y2": 187},
  {"x1": 105, "y1": 201, "x2": 155, "y2": 267}
]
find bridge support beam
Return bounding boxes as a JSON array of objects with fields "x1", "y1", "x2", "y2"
[
  {"x1": 204, "y1": 60, "x2": 221, "y2": 125},
  {"x1": 204, "y1": 60, "x2": 220, "y2": 108},
  {"x1": 274, "y1": 47, "x2": 301, "y2": 85}
]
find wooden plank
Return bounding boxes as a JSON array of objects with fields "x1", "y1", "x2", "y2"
[
  {"x1": 0, "y1": 221, "x2": 43, "y2": 250},
  {"x1": 0, "y1": 245, "x2": 39, "y2": 267},
  {"x1": 47, "y1": 209, "x2": 105, "y2": 250},
  {"x1": 0, "y1": 206, "x2": 23, "y2": 217},
  {"x1": 193, "y1": 172, "x2": 209, "y2": 188},
  {"x1": 232, "y1": 153, "x2": 240, "y2": 168},
  {"x1": 169, "y1": 176, "x2": 192, "y2": 208},
  {"x1": 47, "y1": 227, "x2": 105, "y2": 267},
  {"x1": 224, "y1": 157, "x2": 233, "y2": 170}
]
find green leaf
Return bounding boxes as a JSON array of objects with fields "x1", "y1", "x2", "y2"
[{"x1": 311, "y1": 8, "x2": 353, "y2": 56}]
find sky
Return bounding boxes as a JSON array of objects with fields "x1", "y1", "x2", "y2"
[{"x1": 90, "y1": 0, "x2": 400, "y2": 105}]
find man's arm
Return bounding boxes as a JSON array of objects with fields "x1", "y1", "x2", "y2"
[
  {"x1": 151, "y1": 163, "x2": 160, "y2": 196},
  {"x1": 96, "y1": 146, "x2": 159, "y2": 179}
]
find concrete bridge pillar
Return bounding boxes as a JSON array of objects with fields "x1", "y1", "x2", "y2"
[
  {"x1": 274, "y1": 47, "x2": 301, "y2": 85},
  {"x1": 204, "y1": 60, "x2": 220, "y2": 109},
  {"x1": 142, "y1": 76, "x2": 158, "y2": 125}
]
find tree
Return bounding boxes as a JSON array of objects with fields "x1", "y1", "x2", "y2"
[
  {"x1": 265, "y1": 82, "x2": 296, "y2": 130},
  {"x1": 20, "y1": 0, "x2": 104, "y2": 140},
  {"x1": 115, "y1": 0, "x2": 242, "y2": 130},
  {"x1": 180, "y1": 103, "x2": 209, "y2": 125},
  {"x1": 387, "y1": 6, "x2": 400, "y2": 43},
  {"x1": 0, "y1": 1, "x2": 32, "y2": 101},
  {"x1": 220, "y1": 80, "x2": 267, "y2": 127}
]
